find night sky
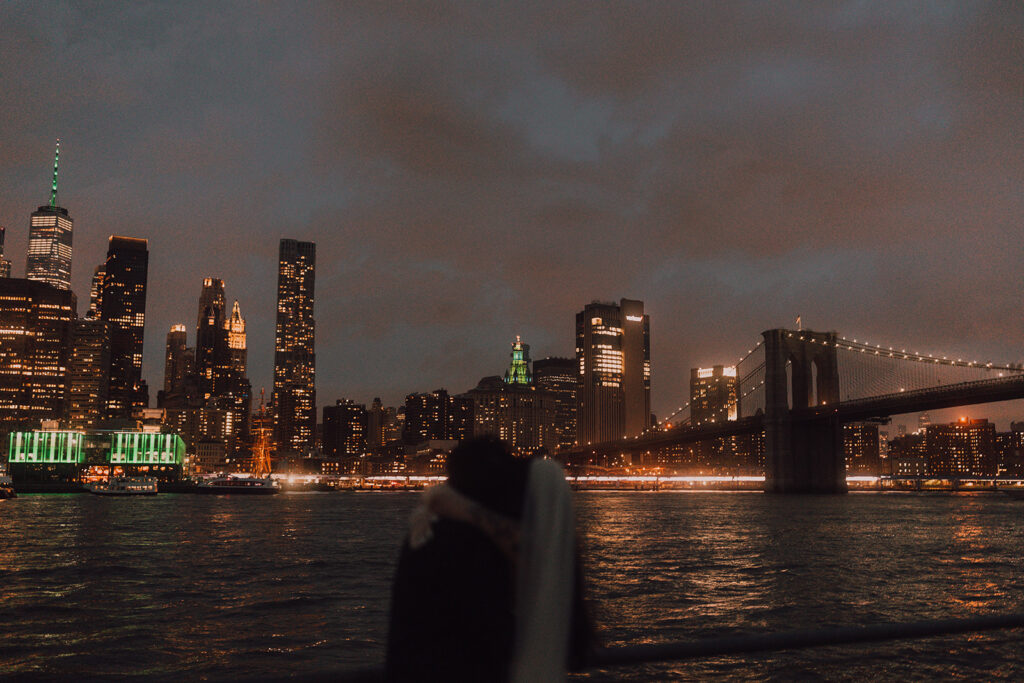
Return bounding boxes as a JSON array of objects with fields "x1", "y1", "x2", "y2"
[{"x1": 1, "y1": 2, "x2": 1021, "y2": 427}]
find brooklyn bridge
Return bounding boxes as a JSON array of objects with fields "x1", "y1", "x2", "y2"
[{"x1": 563, "y1": 328, "x2": 1024, "y2": 494}]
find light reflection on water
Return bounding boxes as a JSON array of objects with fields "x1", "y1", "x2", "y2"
[{"x1": 0, "y1": 491, "x2": 1022, "y2": 679}]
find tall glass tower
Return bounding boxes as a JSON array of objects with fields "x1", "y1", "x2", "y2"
[
  {"x1": 273, "y1": 239, "x2": 316, "y2": 454},
  {"x1": 27, "y1": 141, "x2": 74, "y2": 291},
  {"x1": 100, "y1": 236, "x2": 149, "y2": 418},
  {"x1": 575, "y1": 298, "x2": 651, "y2": 445}
]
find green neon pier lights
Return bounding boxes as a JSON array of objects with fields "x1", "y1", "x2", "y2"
[{"x1": 8, "y1": 431, "x2": 85, "y2": 464}]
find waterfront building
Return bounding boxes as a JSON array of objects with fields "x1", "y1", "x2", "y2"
[
  {"x1": 925, "y1": 418, "x2": 997, "y2": 477},
  {"x1": 575, "y1": 299, "x2": 650, "y2": 444},
  {"x1": 273, "y1": 239, "x2": 316, "y2": 454},
  {"x1": 26, "y1": 142, "x2": 73, "y2": 291},
  {"x1": 843, "y1": 422, "x2": 880, "y2": 475},
  {"x1": 0, "y1": 278, "x2": 75, "y2": 432},
  {"x1": 0, "y1": 226, "x2": 11, "y2": 278},
  {"x1": 690, "y1": 365, "x2": 738, "y2": 425},
  {"x1": 67, "y1": 314, "x2": 111, "y2": 430},
  {"x1": 99, "y1": 236, "x2": 149, "y2": 418},
  {"x1": 322, "y1": 399, "x2": 367, "y2": 458},
  {"x1": 533, "y1": 357, "x2": 577, "y2": 450},
  {"x1": 7, "y1": 428, "x2": 185, "y2": 484}
]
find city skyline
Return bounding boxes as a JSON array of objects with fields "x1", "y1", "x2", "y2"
[{"x1": 1, "y1": 3, "x2": 1021, "y2": 425}]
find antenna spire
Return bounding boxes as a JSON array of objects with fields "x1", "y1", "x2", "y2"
[{"x1": 49, "y1": 139, "x2": 60, "y2": 208}]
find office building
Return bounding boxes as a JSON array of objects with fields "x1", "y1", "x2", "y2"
[
  {"x1": 690, "y1": 365, "x2": 738, "y2": 425},
  {"x1": 26, "y1": 142, "x2": 73, "y2": 291},
  {"x1": 99, "y1": 236, "x2": 149, "y2": 418},
  {"x1": 89, "y1": 264, "x2": 104, "y2": 313},
  {"x1": 925, "y1": 418, "x2": 997, "y2": 477},
  {"x1": 575, "y1": 299, "x2": 650, "y2": 444},
  {"x1": 323, "y1": 399, "x2": 368, "y2": 459},
  {"x1": 67, "y1": 314, "x2": 111, "y2": 430},
  {"x1": 162, "y1": 325, "x2": 191, "y2": 396},
  {"x1": 273, "y1": 239, "x2": 316, "y2": 454},
  {"x1": 0, "y1": 278, "x2": 74, "y2": 431},
  {"x1": 227, "y1": 300, "x2": 247, "y2": 373},
  {"x1": 843, "y1": 422, "x2": 880, "y2": 475},
  {"x1": 533, "y1": 357, "x2": 577, "y2": 450},
  {"x1": 402, "y1": 389, "x2": 471, "y2": 444},
  {"x1": 0, "y1": 226, "x2": 11, "y2": 278},
  {"x1": 466, "y1": 376, "x2": 555, "y2": 453}
]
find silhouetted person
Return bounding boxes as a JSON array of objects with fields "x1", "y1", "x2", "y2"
[{"x1": 386, "y1": 436, "x2": 591, "y2": 682}]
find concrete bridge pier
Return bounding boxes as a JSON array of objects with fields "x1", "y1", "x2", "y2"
[{"x1": 763, "y1": 328, "x2": 847, "y2": 494}]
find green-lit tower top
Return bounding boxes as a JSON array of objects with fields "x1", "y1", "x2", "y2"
[
  {"x1": 49, "y1": 139, "x2": 60, "y2": 208},
  {"x1": 504, "y1": 335, "x2": 532, "y2": 385}
]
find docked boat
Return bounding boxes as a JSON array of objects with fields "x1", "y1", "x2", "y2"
[
  {"x1": 88, "y1": 476, "x2": 158, "y2": 496},
  {"x1": 0, "y1": 473, "x2": 16, "y2": 499},
  {"x1": 195, "y1": 475, "x2": 281, "y2": 495}
]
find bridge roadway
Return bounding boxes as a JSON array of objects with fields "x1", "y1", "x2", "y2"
[{"x1": 566, "y1": 374, "x2": 1024, "y2": 460}]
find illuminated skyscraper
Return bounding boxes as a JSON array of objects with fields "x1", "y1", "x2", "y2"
[
  {"x1": 273, "y1": 239, "x2": 316, "y2": 454},
  {"x1": 504, "y1": 336, "x2": 532, "y2": 384},
  {"x1": 100, "y1": 236, "x2": 149, "y2": 418},
  {"x1": 0, "y1": 278, "x2": 74, "y2": 431},
  {"x1": 323, "y1": 399, "x2": 367, "y2": 458},
  {"x1": 68, "y1": 313, "x2": 111, "y2": 430},
  {"x1": 575, "y1": 299, "x2": 650, "y2": 444},
  {"x1": 0, "y1": 226, "x2": 11, "y2": 278},
  {"x1": 227, "y1": 300, "x2": 246, "y2": 373},
  {"x1": 690, "y1": 365, "x2": 738, "y2": 425},
  {"x1": 27, "y1": 141, "x2": 74, "y2": 291},
  {"x1": 162, "y1": 324, "x2": 191, "y2": 395}
]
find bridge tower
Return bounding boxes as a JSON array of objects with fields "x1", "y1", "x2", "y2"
[{"x1": 762, "y1": 328, "x2": 846, "y2": 493}]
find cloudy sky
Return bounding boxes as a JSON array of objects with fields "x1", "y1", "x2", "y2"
[{"x1": 1, "y1": 1, "x2": 1021, "y2": 427}]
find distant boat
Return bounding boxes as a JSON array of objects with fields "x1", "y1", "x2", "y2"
[
  {"x1": 88, "y1": 476, "x2": 158, "y2": 496},
  {"x1": 195, "y1": 475, "x2": 281, "y2": 495},
  {"x1": 0, "y1": 473, "x2": 15, "y2": 499}
]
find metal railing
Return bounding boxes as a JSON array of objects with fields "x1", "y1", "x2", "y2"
[{"x1": 281, "y1": 611, "x2": 1024, "y2": 682}]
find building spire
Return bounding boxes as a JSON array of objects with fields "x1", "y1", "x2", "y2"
[
  {"x1": 49, "y1": 139, "x2": 60, "y2": 208},
  {"x1": 504, "y1": 335, "x2": 532, "y2": 385}
]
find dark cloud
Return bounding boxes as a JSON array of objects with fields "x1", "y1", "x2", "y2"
[{"x1": 0, "y1": 1, "x2": 1021, "y2": 426}]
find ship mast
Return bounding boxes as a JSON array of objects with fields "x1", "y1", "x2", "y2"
[{"x1": 251, "y1": 388, "x2": 274, "y2": 477}]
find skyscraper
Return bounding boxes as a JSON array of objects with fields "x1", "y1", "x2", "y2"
[
  {"x1": 690, "y1": 365, "x2": 738, "y2": 425},
  {"x1": 68, "y1": 313, "x2": 111, "y2": 430},
  {"x1": 163, "y1": 324, "x2": 191, "y2": 395},
  {"x1": 89, "y1": 264, "x2": 105, "y2": 314},
  {"x1": 273, "y1": 239, "x2": 316, "y2": 454},
  {"x1": 0, "y1": 278, "x2": 74, "y2": 431},
  {"x1": 227, "y1": 300, "x2": 246, "y2": 373},
  {"x1": 575, "y1": 299, "x2": 650, "y2": 445},
  {"x1": 100, "y1": 236, "x2": 149, "y2": 418},
  {"x1": 27, "y1": 141, "x2": 74, "y2": 291},
  {"x1": 322, "y1": 399, "x2": 368, "y2": 459},
  {"x1": 504, "y1": 336, "x2": 532, "y2": 384},
  {"x1": 0, "y1": 226, "x2": 11, "y2": 278},
  {"x1": 533, "y1": 357, "x2": 577, "y2": 450}
]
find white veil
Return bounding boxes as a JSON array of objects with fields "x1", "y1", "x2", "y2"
[{"x1": 510, "y1": 458, "x2": 575, "y2": 682}]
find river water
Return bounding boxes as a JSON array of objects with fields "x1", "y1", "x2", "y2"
[{"x1": 1, "y1": 491, "x2": 1022, "y2": 680}]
